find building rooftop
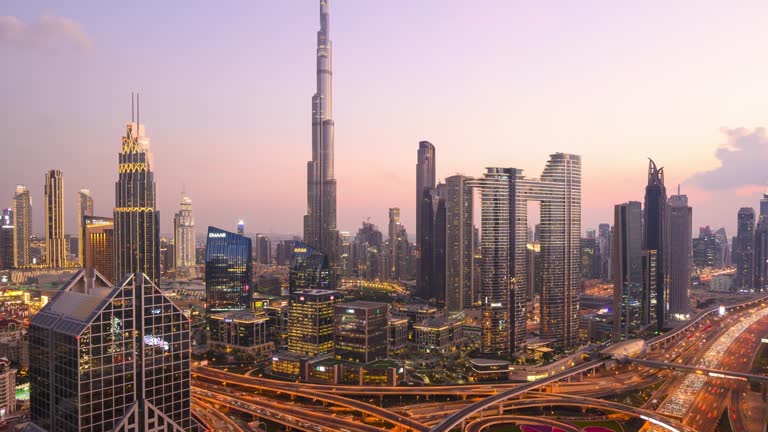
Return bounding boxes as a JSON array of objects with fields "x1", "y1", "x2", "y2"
[
  {"x1": 336, "y1": 300, "x2": 388, "y2": 310},
  {"x1": 413, "y1": 317, "x2": 461, "y2": 330},
  {"x1": 209, "y1": 310, "x2": 269, "y2": 323}
]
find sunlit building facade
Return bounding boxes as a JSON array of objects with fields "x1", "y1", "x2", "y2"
[
  {"x1": 204, "y1": 226, "x2": 252, "y2": 316},
  {"x1": 173, "y1": 194, "x2": 195, "y2": 271},
  {"x1": 13, "y1": 185, "x2": 31, "y2": 268},
  {"x1": 83, "y1": 216, "x2": 115, "y2": 283}
]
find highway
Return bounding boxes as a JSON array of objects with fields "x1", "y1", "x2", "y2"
[
  {"x1": 465, "y1": 415, "x2": 581, "y2": 432},
  {"x1": 192, "y1": 397, "x2": 245, "y2": 432}
]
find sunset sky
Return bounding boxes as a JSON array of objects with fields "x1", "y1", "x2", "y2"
[{"x1": 3, "y1": 1, "x2": 768, "y2": 240}]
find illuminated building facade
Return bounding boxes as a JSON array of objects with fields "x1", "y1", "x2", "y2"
[
  {"x1": 204, "y1": 226, "x2": 252, "y2": 315},
  {"x1": 644, "y1": 159, "x2": 667, "y2": 330},
  {"x1": 289, "y1": 241, "x2": 331, "y2": 294},
  {"x1": 29, "y1": 270, "x2": 196, "y2": 432},
  {"x1": 78, "y1": 189, "x2": 93, "y2": 265},
  {"x1": 82, "y1": 216, "x2": 115, "y2": 283},
  {"x1": 208, "y1": 311, "x2": 273, "y2": 358},
  {"x1": 13, "y1": 185, "x2": 31, "y2": 268},
  {"x1": 735, "y1": 207, "x2": 756, "y2": 291},
  {"x1": 0, "y1": 209, "x2": 13, "y2": 270},
  {"x1": 288, "y1": 290, "x2": 341, "y2": 357},
  {"x1": 114, "y1": 99, "x2": 161, "y2": 286},
  {"x1": 0, "y1": 358, "x2": 15, "y2": 418},
  {"x1": 45, "y1": 169, "x2": 66, "y2": 268},
  {"x1": 173, "y1": 194, "x2": 195, "y2": 271},
  {"x1": 334, "y1": 301, "x2": 387, "y2": 364}
]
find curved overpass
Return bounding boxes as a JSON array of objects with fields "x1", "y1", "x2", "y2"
[{"x1": 465, "y1": 415, "x2": 581, "y2": 432}]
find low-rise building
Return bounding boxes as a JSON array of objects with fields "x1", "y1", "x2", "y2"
[
  {"x1": 209, "y1": 310, "x2": 274, "y2": 360},
  {"x1": 412, "y1": 317, "x2": 464, "y2": 354}
]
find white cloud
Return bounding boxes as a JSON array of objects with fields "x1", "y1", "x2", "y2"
[{"x1": 0, "y1": 12, "x2": 93, "y2": 51}]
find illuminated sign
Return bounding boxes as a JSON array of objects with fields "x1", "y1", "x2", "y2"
[
  {"x1": 346, "y1": 309, "x2": 355, "y2": 314},
  {"x1": 144, "y1": 335, "x2": 170, "y2": 351},
  {"x1": 293, "y1": 248, "x2": 308, "y2": 253},
  {"x1": 209, "y1": 232, "x2": 227, "y2": 238},
  {"x1": 490, "y1": 302, "x2": 502, "y2": 308},
  {"x1": 316, "y1": 366, "x2": 326, "y2": 372},
  {"x1": 718, "y1": 306, "x2": 726, "y2": 316},
  {"x1": 761, "y1": 338, "x2": 768, "y2": 344}
]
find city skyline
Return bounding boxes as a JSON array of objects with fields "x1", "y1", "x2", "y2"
[{"x1": 4, "y1": 2, "x2": 768, "y2": 239}]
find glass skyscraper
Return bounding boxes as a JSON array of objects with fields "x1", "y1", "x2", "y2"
[
  {"x1": 204, "y1": 226, "x2": 252, "y2": 315},
  {"x1": 288, "y1": 241, "x2": 331, "y2": 294},
  {"x1": 78, "y1": 189, "x2": 94, "y2": 265},
  {"x1": 643, "y1": 159, "x2": 667, "y2": 331},
  {"x1": 45, "y1": 169, "x2": 66, "y2": 268},
  {"x1": 29, "y1": 270, "x2": 197, "y2": 432},
  {"x1": 613, "y1": 201, "x2": 642, "y2": 341},
  {"x1": 12, "y1": 185, "x2": 31, "y2": 268}
]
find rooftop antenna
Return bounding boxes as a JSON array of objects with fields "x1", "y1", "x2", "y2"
[{"x1": 131, "y1": 92, "x2": 135, "y2": 123}]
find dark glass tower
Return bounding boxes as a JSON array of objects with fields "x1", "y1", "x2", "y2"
[
  {"x1": 754, "y1": 216, "x2": 768, "y2": 291},
  {"x1": 416, "y1": 141, "x2": 436, "y2": 299},
  {"x1": 114, "y1": 97, "x2": 160, "y2": 286},
  {"x1": 643, "y1": 159, "x2": 667, "y2": 331},
  {"x1": 735, "y1": 207, "x2": 755, "y2": 290},
  {"x1": 613, "y1": 202, "x2": 642, "y2": 341},
  {"x1": 289, "y1": 241, "x2": 331, "y2": 294},
  {"x1": 304, "y1": 0, "x2": 339, "y2": 275},
  {"x1": 205, "y1": 226, "x2": 253, "y2": 315}
]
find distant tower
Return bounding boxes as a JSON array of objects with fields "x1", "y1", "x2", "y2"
[
  {"x1": 387, "y1": 208, "x2": 401, "y2": 280},
  {"x1": 205, "y1": 226, "x2": 253, "y2": 315},
  {"x1": 237, "y1": 220, "x2": 245, "y2": 235},
  {"x1": 735, "y1": 207, "x2": 756, "y2": 290},
  {"x1": 445, "y1": 175, "x2": 474, "y2": 312},
  {"x1": 114, "y1": 94, "x2": 161, "y2": 285},
  {"x1": 173, "y1": 192, "x2": 196, "y2": 271},
  {"x1": 77, "y1": 188, "x2": 93, "y2": 265},
  {"x1": 644, "y1": 159, "x2": 667, "y2": 331},
  {"x1": 613, "y1": 202, "x2": 642, "y2": 341},
  {"x1": 754, "y1": 216, "x2": 768, "y2": 291},
  {"x1": 416, "y1": 141, "x2": 436, "y2": 300},
  {"x1": 304, "y1": 0, "x2": 340, "y2": 277},
  {"x1": 44, "y1": 169, "x2": 66, "y2": 268},
  {"x1": 667, "y1": 192, "x2": 692, "y2": 317},
  {"x1": 760, "y1": 189, "x2": 768, "y2": 217},
  {"x1": 0, "y1": 209, "x2": 13, "y2": 270},
  {"x1": 12, "y1": 185, "x2": 31, "y2": 268}
]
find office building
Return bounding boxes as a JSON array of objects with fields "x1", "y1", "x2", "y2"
[
  {"x1": 350, "y1": 221, "x2": 384, "y2": 280},
  {"x1": 208, "y1": 311, "x2": 273, "y2": 358},
  {"x1": 205, "y1": 226, "x2": 252, "y2": 315},
  {"x1": 29, "y1": 270, "x2": 196, "y2": 432},
  {"x1": 714, "y1": 227, "x2": 729, "y2": 267},
  {"x1": 276, "y1": 240, "x2": 294, "y2": 266},
  {"x1": 82, "y1": 216, "x2": 115, "y2": 283},
  {"x1": 387, "y1": 208, "x2": 402, "y2": 280},
  {"x1": 667, "y1": 193, "x2": 692, "y2": 318},
  {"x1": 416, "y1": 141, "x2": 437, "y2": 299},
  {"x1": 287, "y1": 290, "x2": 342, "y2": 357},
  {"x1": 45, "y1": 169, "x2": 66, "y2": 268},
  {"x1": 13, "y1": 185, "x2": 31, "y2": 268},
  {"x1": 0, "y1": 358, "x2": 15, "y2": 418},
  {"x1": 641, "y1": 249, "x2": 658, "y2": 326},
  {"x1": 613, "y1": 202, "x2": 642, "y2": 341},
  {"x1": 114, "y1": 97, "x2": 161, "y2": 285},
  {"x1": 289, "y1": 241, "x2": 331, "y2": 294},
  {"x1": 413, "y1": 317, "x2": 464, "y2": 354},
  {"x1": 643, "y1": 159, "x2": 667, "y2": 331},
  {"x1": 255, "y1": 234, "x2": 271, "y2": 265},
  {"x1": 77, "y1": 189, "x2": 93, "y2": 265},
  {"x1": 334, "y1": 301, "x2": 388, "y2": 364},
  {"x1": 735, "y1": 207, "x2": 755, "y2": 290},
  {"x1": 598, "y1": 223, "x2": 612, "y2": 281},
  {"x1": 754, "y1": 216, "x2": 768, "y2": 292},
  {"x1": 445, "y1": 175, "x2": 474, "y2": 312},
  {"x1": 388, "y1": 317, "x2": 409, "y2": 355},
  {"x1": 416, "y1": 141, "x2": 436, "y2": 251},
  {"x1": 432, "y1": 184, "x2": 447, "y2": 306},
  {"x1": 304, "y1": 0, "x2": 340, "y2": 275},
  {"x1": 237, "y1": 220, "x2": 245, "y2": 235},
  {"x1": 173, "y1": 193, "x2": 195, "y2": 271},
  {"x1": 0, "y1": 210, "x2": 13, "y2": 270},
  {"x1": 581, "y1": 237, "x2": 600, "y2": 280},
  {"x1": 692, "y1": 226, "x2": 721, "y2": 269},
  {"x1": 761, "y1": 190, "x2": 768, "y2": 217}
]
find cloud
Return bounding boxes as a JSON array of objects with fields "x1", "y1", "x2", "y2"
[
  {"x1": 0, "y1": 13, "x2": 93, "y2": 51},
  {"x1": 687, "y1": 127, "x2": 768, "y2": 189}
]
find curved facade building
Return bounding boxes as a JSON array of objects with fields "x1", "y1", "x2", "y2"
[{"x1": 205, "y1": 227, "x2": 252, "y2": 315}]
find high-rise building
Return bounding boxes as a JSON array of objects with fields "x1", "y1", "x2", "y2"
[
  {"x1": 29, "y1": 270, "x2": 197, "y2": 432},
  {"x1": 0, "y1": 358, "x2": 15, "y2": 419},
  {"x1": 643, "y1": 159, "x2": 667, "y2": 331},
  {"x1": 237, "y1": 220, "x2": 245, "y2": 235},
  {"x1": 12, "y1": 185, "x2": 31, "y2": 268},
  {"x1": 416, "y1": 141, "x2": 436, "y2": 252},
  {"x1": 445, "y1": 175, "x2": 473, "y2": 312},
  {"x1": 350, "y1": 221, "x2": 384, "y2": 280},
  {"x1": 387, "y1": 208, "x2": 401, "y2": 280},
  {"x1": 641, "y1": 250, "x2": 658, "y2": 326},
  {"x1": 468, "y1": 169, "x2": 512, "y2": 358},
  {"x1": 417, "y1": 187, "x2": 440, "y2": 301},
  {"x1": 416, "y1": 141, "x2": 437, "y2": 299},
  {"x1": 77, "y1": 189, "x2": 93, "y2": 265},
  {"x1": 598, "y1": 223, "x2": 612, "y2": 281},
  {"x1": 205, "y1": 226, "x2": 253, "y2": 316},
  {"x1": 334, "y1": 301, "x2": 388, "y2": 364},
  {"x1": 255, "y1": 234, "x2": 272, "y2": 265},
  {"x1": 613, "y1": 202, "x2": 643, "y2": 342},
  {"x1": 114, "y1": 97, "x2": 160, "y2": 285},
  {"x1": 432, "y1": 184, "x2": 447, "y2": 307},
  {"x1": 667, "y1": 194, "x2": 692, "y2": 318},
  {"x1": 44, "y1": 169, "x2": 66, "y2": 268},
  {"x1": 82, "y1": 216, "x2": 115, "y2": 283},
  {"x1": 580, "y1": 237, "x2": 600, "y2": 280},
  {"x1": 173, "y1": 193, "x2": 195, "y2": 271},
  {"x1": 735, "y1": 207, "x2": 755, "y2": 290},
  {"x1": 692, "y1": 226, "x2": 721, "y2": 269},
  {"x1": 288, "y1": 289, "x2": 342, "y2": 357},
  {"x1": 761, "y1": 190, "x2": 768, "y2": 217},
  {"x1": 0, "y1": 209, "x2": 13, "y2": 270},
  {"x1": 714, "y1": 227, "x2": 729, "y2": 268},
  {"x1": 754, "y1": 216, "x2": 768, "y2": 292},
  {"x1": 276, "y1": 240, "x2": 295, "y2": 267},
  {"x1": 304, "y1": 0, "x2": 339, "y2": 276},
  {"x1": 289, "y1": 241, "x2": 331, "y2": 294}
]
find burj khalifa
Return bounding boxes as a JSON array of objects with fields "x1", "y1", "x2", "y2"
[{"x1": 304, "y1": 0, "x2": 339, "y2": 271}]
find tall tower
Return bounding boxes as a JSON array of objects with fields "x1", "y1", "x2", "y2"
[
  {"x1": 735, "y1": 207, "x2": 755, "y2": 290},
  {"x1": 12, "y1": 185, "x2": 31, "y2": 268},
  {"x1": 445, "y1": 175, "x2": 474, "y2": 312},
  {"x1": 613, "y1": 201, "x2": 642, "y2": 341},
  {"x1": 173, "y1": 192, "x2": 196, "y2": 270},
  {"x1": 78, "y1": 188, "x2": 94, "y2": 265},
  {"x1": 44, "y1": 169, "x2": 66, "y2": 268},
  {"x1": 667, "y1": 193, "x2": 692, "y2": 317},
  {"x1": 114, "y1": 94, "x2": 161, "y2": 285},
  {"x1": 388, "y1": 208, "x2": 401, "y2": 280},
  {"x1": 304, "y1": 0, "x2": 339, "y2": 276},
  {"x1": 0, "y1": 209, "x2": 13, "y2": 270},
  {"x1": 760, "y1": 190, "x2": 768, "y2": 217},
  {"x1": 644, "y1": 159, "x2": 667, "y2": 331},
  {"x1": 416, "y1": 141, "x2": 436, "y2": 251}
]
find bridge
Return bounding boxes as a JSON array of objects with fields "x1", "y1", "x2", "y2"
[{"x1": 630, "y1": 358, "x2": 768, "y2": 384}]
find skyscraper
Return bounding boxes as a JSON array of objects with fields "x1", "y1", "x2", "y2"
[
  {"x1": 598, "y1": 223, "x2": 612, "y2": 281},
  {"x1": 735, "y1": 207, "x2": 755, "y2": 290},
  {"x1": 12, "y1": 185, "x2": 31, "y2": 268},
  {"x1": 289, "y1": 241, "x2": 331, "y2": 294},
  {"x1": 82, "y1": 216, "x2": 115, "y2": 283},
  {"x1": 416, "y1": 141, "x2": 437, "y2": 300},
  {"x1": 667, "y1": 193, "x2": 692, "y2": 318},
  {"x1": 432, "y1": 184, "x2": 447, "y2": 306},
  {"x1": 45, "y1": 169, "x2": 66, "y2": 268},
  {"x1": 754, "y1": 216, "x2": 768, "y2": 292},
  {"x1": 643, "y1": 159, "x2": 667, "y2": 331},
  {"x1": 445, "y1": 175, "x2": 474, "y2": 312},
  {"x1": 114, "y1": 97, "x2": 161, "y2": 285},
  {"x1": 761, "y1": 190, "x2": 768, "y2": 217},
  {"x1": 0, "y1": 209, "x2": 13, "y2": 270},
  {"x1": 288, "y1": 289, "x2": 342, "y2": 357},
  {"x1": 304, "y1": 0, "x2": 339, "y2": 275},
  {"x1": 468, "y1": 169, "x2": 512, "y2": 358},
  {"x1": 692, "y1": 226, "x2": 721, "y2": 269},
  {"x1": 613, "y1": 202, "x2": 642, "y2": 341},
  {"x1": 77, "y1": 188, "x2": 94, "y2": 265},
  {"x1": 416, "y1": 141, "x2": 436, "y2": 251},
  {"x1": 173, "y1": 193, "x2": 195, "y2": 270},
  {"x1": 387, "y1": 208, "x2": 401, "y2": 280},
  {"x1": 255, "y1": 234, "x2": 272, "y2": 265},
  {"x1": 205, "y1": 226, "x2": 253, "y2": 315},
  {"x1": 334, "y1": 301, "x2": 388, "y2": 364},
  {"x1": 29, "y1": 270, "x2": 197, "y2": 432}
]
